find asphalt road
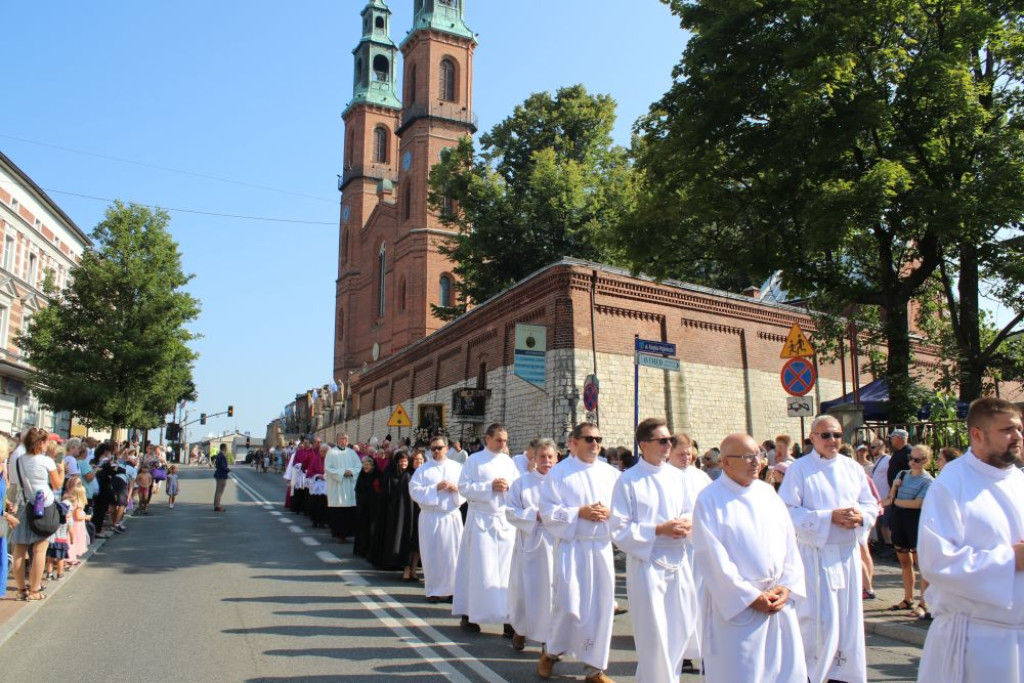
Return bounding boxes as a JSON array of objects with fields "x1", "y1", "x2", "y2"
[{"x1": 0, "y1": 465, "x2": 923, "y2": 681}]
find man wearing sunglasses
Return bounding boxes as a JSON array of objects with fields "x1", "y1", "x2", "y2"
[
  {"x1": 610, "y1": 418, "x2": 699, "y2": 683},
  {"x1": 917, "y1": 397, "x2": 1024, "y2": 682},
  {"x1": 538, "y1": 423, "x2": 620, "y2": 683},
  {"x1": 453, "y1": 423, "x2": 519, "y2": 635},
  {"x1": 409, "y1": 435, "x2": 465, "y2": 604},
  {"x1": 692, "y1": 432, "x2": 807, "y2": 682},
  {"x1": 778, "y1": 415, "x2": 878, "y2": 683}
]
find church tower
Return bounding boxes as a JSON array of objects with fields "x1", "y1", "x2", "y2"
[
  {"x1": 335, "y1": 0, "x2": 402, "y2": 380},
  {"x1": 334, "y1": 0, "x2": 477, "y2": 384}
]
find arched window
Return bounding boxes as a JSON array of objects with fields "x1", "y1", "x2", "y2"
[
  {"x1": 373, "y1": 55, "x2": 390, "y2": 83},
  {"x1": 345, "y1": 129, "x2": 353, "y2": 168},
  {"x1": 373, "y1": 126, "x2": 388, "y2": 163},
  {"x1": 375, "y1": 16, "x2": 385, "y2": 30},
  {"x1": 377, "y1": 243, "x2": 387, "y2": 317},
  {"x1": 404, "y1": 183, "x2": 412, "y2": 220},
  {"x1": 398, "y1": 276, "x2": 407, "y2": 311},
  {"x1": 439, "y1": 59, "x2": 456, "y2": 102},
  {"x1": 439, "y1": 274, "x2": 453, "y2": 308},
  {"x1": 408, "y1": 65, "x2": 418, "y2": 105}
]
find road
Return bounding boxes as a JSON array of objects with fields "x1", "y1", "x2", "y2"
[{"x1": 0, "y1": 466, "x2": 922, "y2": 681}]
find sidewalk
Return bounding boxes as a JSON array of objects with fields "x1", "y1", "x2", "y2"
[{"x1": 863, "y1": 545, "x2": 931, "y2": 646}]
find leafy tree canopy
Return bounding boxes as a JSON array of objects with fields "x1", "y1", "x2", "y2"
[
  {"x1": 428, "y1": 84, "x2": 635, "y2": 319},
  {"x1": 620, "y1": 0, "x2": 1024, "y2": 419},
  {"x1": 19, "y1": 201, "x2": 200, "y2": 431}
]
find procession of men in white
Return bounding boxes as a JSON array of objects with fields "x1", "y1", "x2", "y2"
[{"x1": 398, "y1": 395, "x2": 1023, "y2": 682}]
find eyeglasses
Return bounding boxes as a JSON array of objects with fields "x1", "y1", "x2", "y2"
[
  {"x1": 580, "y1": 436, "x2": 604, "y2": 444},
  {"x1": 910, "y1": 457, "x2": 928, "y2": 463},
  {"x1": 644, "y1": 437, "x2": 675, "y2": 446},
  {"x1": 815, "y1": 432, "x2": 844, "y2": 440},
  {"x1": 724, "y1": 453, "x2": 761, "y2": 463},
  {"x1": 430, "y1": 446, "x2": 446, "y2": 452}
]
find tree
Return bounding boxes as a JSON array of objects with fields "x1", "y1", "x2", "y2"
[
  {"x1": 428, "y1": 84, "x2": 635, "y2": 319},
  {"x1": 620, "y1": 0, "x2": 1024, "y2": 419},
  {"x1": 19, "y1": 201, "x2": 200, "y2": 431}
]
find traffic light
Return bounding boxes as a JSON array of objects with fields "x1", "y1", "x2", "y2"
[
  {"x1": 228, "y1": 405, "x2": 234, "y2": 418},
  {"x1": 200, "y1": 413, "x2": 207, "y2": 425}
]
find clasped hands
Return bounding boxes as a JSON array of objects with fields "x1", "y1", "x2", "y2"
[
  {"x1": 578, "y1": 501, "x2": 609, "y2": 522},
  {"x1": 655, "y1": 517, "x2": 693, "y2": 539},
  {"x1": 436, "y1": 480, "x2": 458, "y2": 492},
  {"x1": 831, "y1": 507, "x2": 863, "y2": 528},
  {"x1": 491, "y1": 477, "x2": 510, "y2": 492},
  {"x1": 750, "y1": 586, "x2": 791, "y2": 613}
]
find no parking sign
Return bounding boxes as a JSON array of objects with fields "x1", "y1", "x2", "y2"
[{"x1": 781, "y1": 357, "x2": 816, "y2": 397}]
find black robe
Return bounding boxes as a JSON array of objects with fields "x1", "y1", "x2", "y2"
[
  {"x1": 369, "y1": 462, "x2": 416, "y2": 570},
  {"x1": 353, "y1": 467, "x2": 378, "y2": 558}
]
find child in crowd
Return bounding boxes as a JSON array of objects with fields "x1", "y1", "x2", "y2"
[
  {"x1": 45, "y1": 502, "x2": 73, "y2": 581},
  {"x1": 136, "y1": 465, "x2": 153, "y2": 514},
  {"x1": 66, "y1": 478, "x2": 91, "y2": 564},
  {"x1": 166, "y1": 465, "x2": 179, "y2": 509}
]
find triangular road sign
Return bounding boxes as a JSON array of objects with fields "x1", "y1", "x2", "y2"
[
  {"x1": 780, "y1": 323, "x2": 816, "y2": 358},
  {"x1": 387, "y1": 404, "x2": 413, "y2": 428}
]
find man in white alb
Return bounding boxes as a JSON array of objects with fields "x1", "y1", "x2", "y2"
[
  {"x1": 453, "y1": 423, "x2": 519, "y2": 634},
  {"x1": 324, "y1": 433, "x2": 361, "y2": 543},
  {"x1": 611, "y1": 418, "x2": 699, "y2": 683},
  {"x1": 917, "y1": 397, "x2": 1024, "y2": 682},
  {"x1": 778, "y1": 415, "x2": 877, "y2": 683},
  {"x1": 506, "y1": 438, "x2": 558, "y2": 651},
  {"x1": 538, "y1": 422, "x2": 620, "y2": 683},
  {"x1": 409, "y1": 435, "x2": 464, "y2": 604},
  {"x1": 692, "y1": 432, "x2": 807, "y2": 682}
]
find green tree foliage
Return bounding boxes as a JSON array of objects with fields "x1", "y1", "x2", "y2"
[
  {"x1": 620, "y1": 0, "x2": 1024, "y2": 419},
  {"x1": 428, "y1": 85, "x2": 635, "y2": 319},
  {"x1": 19, "y1": 201, "x2": 200, "y2": 431}
]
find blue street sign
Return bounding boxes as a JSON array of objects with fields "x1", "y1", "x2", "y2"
[{"x1": 635, "y1": 339, "x2": 676, "y2": 356}]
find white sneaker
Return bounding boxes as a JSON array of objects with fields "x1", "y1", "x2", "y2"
[{"x1": 169, "y1": 503, "x2": 174, "y2": 509}]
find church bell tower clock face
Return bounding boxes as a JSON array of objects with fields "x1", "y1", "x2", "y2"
[{"x1": 402, "y1": 150, "x2": 413, "y2": 172}]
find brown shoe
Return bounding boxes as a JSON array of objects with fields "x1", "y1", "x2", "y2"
[
  {"x1": 537, "y1": 653, "x2": 558, "y2": 679},
  {"x1": 459, "y1": 615, "x2": 480, "y2": 633},
  {"x1": 512, "y1": 634, "x2": 526, "y2": 650},
  {"x1": 584, "y1": 673, "x2": 615, "y2": 683}
]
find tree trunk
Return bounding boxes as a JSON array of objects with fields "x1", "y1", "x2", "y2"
[
  {"x1": 883, "y1": 290, "x2": 917, "y2": 422},
  {"x1": 957, "y1": 242, "x2": 984, "y2": 402}
]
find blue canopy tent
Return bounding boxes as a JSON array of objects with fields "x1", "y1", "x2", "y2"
[{"x1": 820, "y1": 379, "x2": 968, "y2": 421}]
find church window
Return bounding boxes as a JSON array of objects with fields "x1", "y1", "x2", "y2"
[
  {"x1": 439, "y1": 274, "x2": 453, "y2": 308},
  {"x1": 345, "y1": 129, "x2": 353, "y2": 168},
  {"x1": 337, "y1": 310, "x2": 344, "y2": 342},
  {"x1": 373, "y1": 126, "x2": 389, "y2": 163},
  {"x1": 404, "y1": 184, "x2": 412, "y2": 220},
  {"x1": 439, "y1": 0, "x2": 458, "y2": 8},
  {"x1": 341, "y1": 229, "x2": 349, "y2": 264},
  {"x1": 441, "y1": 194, "x2": 454, "y2": 219},
  {"x1": 375, "y1": 16, "x2": 385, "y2": 30},
  {"x1": 408, "y1": 65, "x2": 418, "y2": 105},
  {"x1": 377, "y1": 243, "x2": 387, "y2": 317},
  {"x1": 373, "y1": 55, "x2": 390, "y2": 83},
  {"x1": 398, "y1": 276, "x2": 407, "y2": 311},
  {"x1": 439, "y1": 59, "x2": 456, "y2": 102},
  {"x1": 355, "y1": 58, "x2": 364, "y2": 87}
]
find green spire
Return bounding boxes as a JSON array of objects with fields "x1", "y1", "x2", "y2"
[
  {"x1": 346, "y1": 0, "x2": 401, "y2": 112},
  {"x1": 404, "y1": 0, "x2": 476, "y2": 45}
]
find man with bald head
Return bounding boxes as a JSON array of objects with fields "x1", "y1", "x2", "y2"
[
  {"x1": 779, "y1": 415, "x2": 878, "y2": 683},
  {"x1": 693, "y1": 433, "x2": 807, "y2": 682}
]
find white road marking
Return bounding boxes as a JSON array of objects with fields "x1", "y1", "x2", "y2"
[
  {"x1": 287, "y1": 525, "x2": 304, "y2": 534},
  {"x1": 269, "y1": 510, "x2": 282, "y2": 516},
  {"x1": 352, "y1": 590, "x2": 472, "y2": 683},
  {"x1": 336, "y1": 569, "x2": 370, "y2": 587},
  {"x1": 277, "y1": 517, "x2": 291, "y2": 524},
  {"x1": 300, "y1": 536, "x2": 321, "y2": 547},
  {"x1": 315, "y1": 551, "x2": 341, "y2": 564}
]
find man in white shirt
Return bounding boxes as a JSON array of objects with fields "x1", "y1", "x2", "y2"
[
  {"x1": 692, "y1": 432, "x2": 807, "y2": 682},
  {"x1": 611, "y1": 418, "x2": 699, "y2": 683},
  {"x1": 917, "y1": 397, "x2": 1024, "y2": 682},
  {"x1": 506, "y1": 438, "x2": 558, "y2": 651},
  {"x1": 324, "y1": 433, "x2": 361, "y2": 543},
  {"x1": 778, "y1": 415, "x2": 878, "y2": 683},
  {"x1": 539, "y1": 422, "x2": 620, "y2": 683},
  {"x1": 409, "y1": 434, "x2": 465, "y2": 604},
  {"x1": 453, "y1": 423, "x2": 519, "y2": 634},
  {"x1": 63, "y1": 437, "x2": 82, "y2": 477}
]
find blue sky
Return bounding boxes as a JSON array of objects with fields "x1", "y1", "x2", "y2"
[{"x1": 0, "y1": 1, "x2": 688, "y2": 440}]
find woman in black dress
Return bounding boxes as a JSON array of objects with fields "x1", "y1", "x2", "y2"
[
  {"x1": 353, "y1": 456, "x2": 378, "y2": 558},
  {"x1": 369, "y1": 451, "x2": 416, "y2": 571}
]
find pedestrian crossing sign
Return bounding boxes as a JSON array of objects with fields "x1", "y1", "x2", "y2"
[
  {"x1": 780, "y1": 323, "x2": 815, "y2": 359},
  {"x1": 387, "y1": 404, "x2": 413, "y2": 428}
]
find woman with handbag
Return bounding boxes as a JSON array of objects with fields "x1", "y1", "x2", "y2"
[{"x1": 10, "y1": 428, "x2": 66, "y2": 601}]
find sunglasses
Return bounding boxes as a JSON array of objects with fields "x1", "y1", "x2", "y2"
[
  {"x1": 644, "y1": 437, "x2": 675, "y2": 446},
  {"x1": 580, "y1": 436, "x2": 604, "y2": 444},
  {"x1": 430, "y1": 446, "x2": 445, "y2": 452},
  {"x1": 815, "y1": 432, "x2": 844, "y2": 440},
  {"x1": 724, "y1": 453, "x2": 761, "y2": 463},
  {"x1": 910, "y1": 456, "x2": 928, "y2": 463}
]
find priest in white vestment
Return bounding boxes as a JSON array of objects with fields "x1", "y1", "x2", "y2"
[
  {"x1": 611, "y1": 418, "x2": 700, "y2": 683},
  {"x1": 693, "y1": 433, "x2": 807, "y2": 683},
  {"x1": 324, "y1": 433, "x2": 362, "y2": 543},
  {"x1": 452, "y1": 423, "x2": 519, "y2": 633},
  {"x1": 538, "y1": 423, "x2": 620, "y2": 683},
  {"x1": 409, "y1": 435, "x2": 465, "y2": 603},
  {"x1": 778, "y1": 415, "x2": 877, "y2": 683},
  {"x1": 918, "y1": 397, "x2": 1024, "y2": 683},
  {"x1": 506, "y1": 438, "x2": 558, "y2": 651}
]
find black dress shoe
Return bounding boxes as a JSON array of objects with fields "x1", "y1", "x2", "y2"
[
  {"x1": 426, "y1": 596, "x2": 440, "y2": 603},
  {"x1": 459, "y1": 615, "x2": 481, "y2": 633},
  {"x1": 503, "y1": 623, "x2": 515, "y2": 638}
]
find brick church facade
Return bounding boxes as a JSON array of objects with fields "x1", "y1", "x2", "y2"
[{"x1": 325, "y1": 1, "x2": 1019, "y2": 452}]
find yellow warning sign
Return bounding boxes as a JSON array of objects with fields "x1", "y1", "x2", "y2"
[
  {"x1": 780, "y1": 323, "x2": 816, "y2": 359},
  {"x1": 387, "y1": 404, "x2": 413, "y2": 428}
]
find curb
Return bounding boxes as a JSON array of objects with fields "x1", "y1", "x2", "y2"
[
  {"x1": 0, "y1": 528, "x2": 112, "y2": 649},
  {"x1": 864, "y1": 617, "x2": 928, "y2": 646}
]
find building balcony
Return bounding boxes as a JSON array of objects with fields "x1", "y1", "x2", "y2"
[{"x1": 397, "y1": 102, "x2": 479, "y2": 135}]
